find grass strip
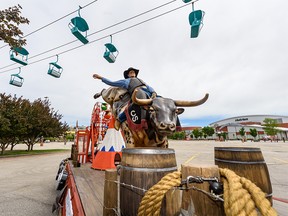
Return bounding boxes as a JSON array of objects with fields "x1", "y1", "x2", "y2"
[{"x1": 0, "y1": 149, "x2": 70, "y2": 157}]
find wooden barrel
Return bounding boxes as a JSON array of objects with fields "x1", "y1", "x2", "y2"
[
  {"x1": 120, "y1": 148, "x2": 180, "y2": 216},
  {"x1": 214, "y1": 147, "x2": 273, "y2": 203}
]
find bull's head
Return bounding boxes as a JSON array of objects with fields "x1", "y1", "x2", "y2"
[{"x1": 132, "y1": 89, "x2": 209, "y2": 136}]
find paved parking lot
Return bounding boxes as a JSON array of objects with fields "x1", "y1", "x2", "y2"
[
  {"x1": 0, "y1": 143, "x2": 72, "y2": 216},
  {"x1": 0, "y1": 140, "x2": 287, "y2": 215}
]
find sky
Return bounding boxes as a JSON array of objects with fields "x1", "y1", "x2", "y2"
[{"x1": 1, "y1": 0, "x2": 288, "y2": 127}]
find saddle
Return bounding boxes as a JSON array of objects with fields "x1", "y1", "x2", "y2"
[{"x1": 124, "y1": 102, "x2": 148, "y2": 131}]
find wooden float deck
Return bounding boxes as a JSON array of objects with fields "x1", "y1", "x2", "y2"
[
  {"x1": 71, "y1": 162, "x2": 105, "y2": 216},
  {"x1": 69, "y1": 140, "x2": 288, "y2": 216}
]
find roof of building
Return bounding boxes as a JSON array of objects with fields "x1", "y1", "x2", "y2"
[
  {"x1": 181, "y1": 126, "x2": 202, "y2": 131},
  {"x1": 210, "y1": 114, "x2": 288, "y2": 126}
]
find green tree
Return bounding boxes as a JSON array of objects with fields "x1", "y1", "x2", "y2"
[
  {"x1": 221, "y1": 132, "x2": 227, "y2": 141},
  {"x1": 0, "y1": 5, "x2": 29, "y2": 48},
  {"x1": 0, "y1": 94, "x2": 68, "y2": 153},
  {"x1": 239, "y1": 127, "x2": 246, "y2": 142},
  {"x1": 249, "y1": 128, "x2": 258, "y2": 141},
  {"x1": 239, "y1": 127, "x2": 246, "y2": 137},
  {"x1": 263, "y1": 118, "x2": 279, "y2": 138},
  {"x1": 0, "y1": 94, "x2": 26, "y2": 154},
  {"x1": 192, "y1": 129, "x2": 202, "y2": 139},
  {"x1": 21, "y1": 98, "x2": 69, "y2": 151},
  {"x1": 168, "y1": 131, "x2": 185, "y2": 140},
  {"x1": 202, "y1": 126, "x2": 215, "y2": 139}
]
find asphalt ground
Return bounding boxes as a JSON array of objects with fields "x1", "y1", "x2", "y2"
[
  {"x1": 0, "y1": 140, "x2": 287, "y2": 215},
  {"x1": 0, "y1": 142, "x2": 72, "y2": 216}
]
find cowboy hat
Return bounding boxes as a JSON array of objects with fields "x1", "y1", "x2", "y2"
[{"x1": 123, "y1": 67, "x2": 139, "y2": 79}]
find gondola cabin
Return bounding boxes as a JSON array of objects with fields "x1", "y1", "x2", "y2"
[
  {"x1": 9, "y1": 73, "x2": 24, "y2": 87},
  {"x1": 103, "y1": 43, "x2": 119, "y2": 63},
  {"x1": 189, "y1": 9, "x2": 205, "y2": 38},
  {"x1": 48, "y1": 62, "x2": 63, "y2": 78},
  {"x1": 10, "y1": 47, "x2": 29, "y2": 66},
  {"x1": 69, "y1": 16, "x2": 89, "y2": 44}
]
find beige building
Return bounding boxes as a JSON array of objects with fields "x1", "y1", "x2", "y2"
[{"x1": 209, "y1": 115, "x2": 288, "y2": 140}]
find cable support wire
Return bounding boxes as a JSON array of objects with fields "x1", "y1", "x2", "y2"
[
  {"x1": 106, "y1": 179, "x2": 148, "y2": 195},
  {"x1": 105, "y1": 179, "x2": 222, "y2": 202},
  {"x1": 0, "y1": 2, "x2": 192, "y2": 74},
  {"x1": 0, "y1": 0, "x2": 98, "y2": 50},
  {"x1": 0, "y1": 0, "x2": 178, "y2": 71},
  {"x1": 0, "y1": 0, "x2": 177, "y2": 71},
  {"x1": 177, "y1": 185, "x2": 224, "y2": 202}
]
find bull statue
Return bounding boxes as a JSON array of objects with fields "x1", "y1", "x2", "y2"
[{"x1": 99, "y1": 87, "x2": 209, "y2": 148}]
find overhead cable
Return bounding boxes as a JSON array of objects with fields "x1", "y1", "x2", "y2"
[
  {"x1": 0, "y1": 0, "x2": 98, "y2": 50},
  {"x1": 0, "y1": 2, "x2": 192, "y2": 74},
  {"x1": 0, "y1": 0, "x2": 177, "y2": 71}
]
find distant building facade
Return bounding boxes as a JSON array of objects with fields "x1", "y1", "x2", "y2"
[
  {"x1": 181, "y1": 126, "x2": 202, "y2": 139},
  {"x1": 209, "y1": 115, "x2": 288, "y2": 140}
]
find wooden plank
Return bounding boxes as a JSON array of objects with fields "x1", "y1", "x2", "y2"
[
  {"x1": 181, "y1": 164, "x2": 225, "y2": 216},
  {"x1": 103, "y1": 169, "x2": 118, "y2": 216},
  {"x1": 72, "y1": 163, "x2": 105, "y2": 216}
]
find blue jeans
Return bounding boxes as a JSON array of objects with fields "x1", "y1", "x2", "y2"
[{"x1": 118, "y1": 111, "x2": 127, "y2": 123}]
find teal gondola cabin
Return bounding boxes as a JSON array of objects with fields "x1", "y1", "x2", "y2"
[
  {"x1": 48, "y1": 56, "x2": 63, "y2": 78},
  {"x1": 189, "y1": 9, "x2": 205, "y2": 38},
  {"x1": 10, "y1": 73, "x2": 24, "y2": 87},
  {"x1": 103, "y1": 43, "x2": 119, "y2": 63},
  {"x1": 48, "y1": 62, "x2": 63, "y2": 78},
  {"x1": 68, "y1": 9, "x2": 89, "y2": 45},
  {"x1": 10, "y1": 47, "x2": 29, "y2": 66}
]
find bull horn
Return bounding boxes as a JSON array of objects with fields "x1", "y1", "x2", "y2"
[
  {"x1": 174, "y1": 93, "x2": 209, "y2": 107},
  {"x1": 132, "y1": 89, "x2": 153, "y2": 106}
]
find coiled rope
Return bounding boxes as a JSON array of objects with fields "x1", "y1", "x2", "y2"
[
  {"x1": 220, "y1": 168, "x2": 277, "y2": 216},
  {"x1": 137, "y1": 168, "x2": 277, "y2": 216},
  {"x1": 137, "y1": 171, "x2": 181, "y2": 216}
]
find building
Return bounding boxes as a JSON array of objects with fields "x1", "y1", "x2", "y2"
[
  {"x1": 209, "y1": 115, "x2": 288, "y2": 140},
  {"x1": 181, "y1": 126, "x2": 202, "y2": 139}
]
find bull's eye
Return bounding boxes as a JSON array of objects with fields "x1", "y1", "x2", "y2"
[{"x1": 148, "y1": 107, "x2": 155, "y2": 113}]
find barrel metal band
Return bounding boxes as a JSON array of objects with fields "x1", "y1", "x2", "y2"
[
  {"x1": 121, "y1": 165, "x2": 178, "y2": 172},
  {"x1": 215, "y1": 148, "x2": 261, "y2": 152},
  {"x1": 123, "y1": 148, "x2": 175, "y2": 154},
  {"x1": 215, "y1": 158, "x2": 266, "y2": 164}
]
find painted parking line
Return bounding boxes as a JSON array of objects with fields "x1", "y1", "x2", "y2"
[{"x1": 183, "y1": 153, "x2": 200, "y2": 164}]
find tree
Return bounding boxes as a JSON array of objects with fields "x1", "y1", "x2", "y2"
[
  {"x1": 221, "y1": 132, "x2": 227, "y2": 141},
  {"x1": 249, "y1": 128, "x2": 258, "y2": 141},
  {"x1": 0, "y1": 94, "x2": 68, "y2": 153},
  {"x1": 192, "y1": 129, "x2": 202, "y2": 139},
  {"x1": 202, "y1": 126, "x2": 215, "y2": 139},
  {"x1": 0, "y1": 94, "x2": 28, "y2": 154},
  {"x1": 0, "y1": 5, "x2": 30, "y2": 48},
  {"x1": 263, "y1": 118, "x2": 279, "y2": 139},
  {"x1": 21, "y1": 98, "x2": 69, "y2": 151},
  {"x1": 168, "y1": 131, "x2": 185, "y2": 140},
  {"x1": 239, "y1": 127, "x2": 246, "y2": 142},
  {"x1": 239, "y1": 127, "x2": 245, "y2": 137}
]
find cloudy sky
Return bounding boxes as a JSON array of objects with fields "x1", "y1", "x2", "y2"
[{"x1": 1, "y1": 0, "x2": 287, "y2": 127}]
